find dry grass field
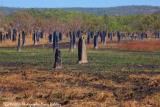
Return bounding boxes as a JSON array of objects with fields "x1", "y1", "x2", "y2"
[
  {"x1": 0, "y1": 64, "x2": 160, "y2": 107},
  {"x1": 118, "y1": 40, "x2": 160, "y2": 52},
  {"x1": 0, "y1": 39, "x2": 160, "y2": 107}
]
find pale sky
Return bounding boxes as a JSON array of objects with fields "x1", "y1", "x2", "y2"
[{"x1": 0, "y1": 0, "x2": 160, "y2": 8}]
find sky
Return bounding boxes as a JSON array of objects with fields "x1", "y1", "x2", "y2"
[{"x1": 0, "y1": 0, "x2": 160, "y2": 8}]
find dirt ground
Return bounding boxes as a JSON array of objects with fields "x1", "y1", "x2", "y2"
[{"x1": 0, "y1": 64, "x2": 160, "y2": 107}]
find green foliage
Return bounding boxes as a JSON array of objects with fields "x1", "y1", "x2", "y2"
[{"x1": 0, "y1": 8, "x2": 160, "y2": 32}]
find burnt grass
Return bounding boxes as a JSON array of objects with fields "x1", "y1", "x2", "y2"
[
  {"x1": 0, "y1": 64, "x2": 160, "y2": 106},
  {"x1": 0, "y1": 47, "x2": 160, "y2": 106}
]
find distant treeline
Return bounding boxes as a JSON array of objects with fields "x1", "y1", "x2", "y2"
[
  {"x1": 0, "y1": 9, "x2": 160, "y2": 33},
  {"x1": 1, "y1": 6, "x2": 160, "y2": 16}
]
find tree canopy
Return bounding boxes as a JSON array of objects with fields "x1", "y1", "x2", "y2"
[{"x1": 0, "y1": 9, "x2": 160, "y2": 33}]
